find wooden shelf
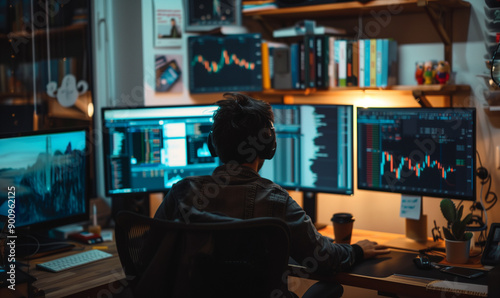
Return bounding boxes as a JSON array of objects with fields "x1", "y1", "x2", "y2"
[
  {"x1": 0, "y1": 23, "x2": 88, "y2": 40},
  {"x1": 243, "y1": 0, "x2": 470, "y2": 19},
  {"x1": 259, "y1": 84, "x2": 471, "y2": 96}
]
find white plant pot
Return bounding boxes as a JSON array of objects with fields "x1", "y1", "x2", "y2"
[{"x1": 445, "y1": 239, "x2": 471, "y2": 264}]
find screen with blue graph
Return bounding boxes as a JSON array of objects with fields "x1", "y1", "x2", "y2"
[
  {"x1": 188, "y1": 33, "x2": 262, "y2": 93},
  {"x1": 260, "y1": 104, "x2": 353, "y2": 195},
  {"x1": 101, "y1": 105, "x2": 220, "y2": 196},
  {"x1": 357, "y1": 108, "x2": 476, "y2": 200}
]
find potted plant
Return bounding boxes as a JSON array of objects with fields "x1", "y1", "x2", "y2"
[{"x1": 440, "y1": 198, "x2": 473, "y2": 263}]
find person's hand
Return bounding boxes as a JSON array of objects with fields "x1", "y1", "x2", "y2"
[{"x1": 355, "y1": 239, "x2": 391, "y2": 259}]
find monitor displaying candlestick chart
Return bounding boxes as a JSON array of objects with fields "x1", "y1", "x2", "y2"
[
  {"x1": 188, "y1": 33, "x2": 262, "y2": 93},
  {"x1": 357, "y1": 108, "x2": 476, "y2": 201}
]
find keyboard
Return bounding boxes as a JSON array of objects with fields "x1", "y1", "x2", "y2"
[{"x1": 36, "y1": 249, "x2": 113, "y2": 272}]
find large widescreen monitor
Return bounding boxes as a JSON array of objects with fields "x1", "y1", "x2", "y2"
[
  {"x1": 0, "y1": 128, "x2": 89, "y2": 230},
  {"x1": 188, "y1": 33, "x2": 262, "y2": 94},
  {"x1": 101, "y1": 105, "x2": 220, "y2": 196},
  {"x1": 357, "y1": 107, "x2": 476, "y2": 201},
  {"x1": 260, "y1": 104, "x2": 353, "y2": 195}
]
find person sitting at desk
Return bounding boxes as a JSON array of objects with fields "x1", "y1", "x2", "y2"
[{"x1": 154, "y1": 93, "x2": 390, "y2": 292}]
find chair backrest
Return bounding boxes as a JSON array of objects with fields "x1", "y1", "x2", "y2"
[{"x1": 114, "y1": 211, "x2": 292, "y2": 298}]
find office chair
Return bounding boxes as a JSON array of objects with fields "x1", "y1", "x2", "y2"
[{"x1": 114, "y1": 211, "x2": 295, "y2": 298}]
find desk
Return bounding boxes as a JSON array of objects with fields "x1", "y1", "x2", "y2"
[
  {"x1": 294, "y1": 226, "x2": 489, "y2": 298},
  {"x1": 12, "y1": 227, "x2": 490, "y2": 298},
  {"x1": 25, "y1": 241, "x2": 125, "y2": 298}
]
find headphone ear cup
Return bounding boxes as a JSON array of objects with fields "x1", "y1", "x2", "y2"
[
  {"x1": 476, "y1": 167, "x2": 488, "y2": 180},
  {"x1": 207, "y1": 131, "x2": 218, "y2": 157},
  {"x1": 260, "y1": 127, "x2": 277, "y2": 160}
]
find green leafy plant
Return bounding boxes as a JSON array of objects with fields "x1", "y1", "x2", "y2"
[{"x1": 440, "y1": 199, "x2": 473, "y2": 241}]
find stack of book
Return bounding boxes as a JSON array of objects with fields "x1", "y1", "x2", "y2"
[{"x1": 262, "y1": 35, "x2": 398, "y2": 90}]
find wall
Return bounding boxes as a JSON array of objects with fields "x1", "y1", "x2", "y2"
[{"x1": 96, "y1": 0, "x2": 500, "y2": 240}]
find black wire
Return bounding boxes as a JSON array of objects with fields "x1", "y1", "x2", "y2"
[{"x1": 490, "y1": 42, "x2": 500, "y2": 87}]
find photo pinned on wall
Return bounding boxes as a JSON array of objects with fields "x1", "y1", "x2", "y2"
[
  {"x1": 155, "y1": 55, "x2": 183, "y2": 93},
  {"x1": 154, "y1": 0, "x2": 182, "y2": 48}
]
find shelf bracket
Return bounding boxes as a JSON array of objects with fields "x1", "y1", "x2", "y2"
[
  {"x1": 423, "y1": 4, "x2": 453, "y2": 65},
  {"x1": 413, "y1": 90, "x2": 431, "y2": 107}
]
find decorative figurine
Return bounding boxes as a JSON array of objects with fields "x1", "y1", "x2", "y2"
[
  {"x1": 415, "y1": 62, "x2": 424, "y2": 85},
  {"x1": 423, "y1": 60, "x2": 435, "y2": 85},
  {"x1": 435, "y1": 60, "x2": 450, "y2": 84}
]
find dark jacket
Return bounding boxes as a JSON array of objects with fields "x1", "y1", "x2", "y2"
[{"x1": 154, "y1": 163, "x2": 362, "y2": 275}]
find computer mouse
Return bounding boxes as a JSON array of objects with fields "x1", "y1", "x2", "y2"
[{"x1": 413, "y1": 255, "x2": 433, "y2": 270}]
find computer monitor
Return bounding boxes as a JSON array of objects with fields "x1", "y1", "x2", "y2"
[
  {"x1": 0, "y1": 128, "x2": 89, "y2": 231},
  {"x1": 188, "y1": 33, "x2": 263, "y2": 94},
  {"x1": 101, "y1": 105, "x2": 220, "y2": 197},
  {"x1": 184, "y1": 0, "x2": 242, "y2": 32},
  {"x1": 260, "y1": 104, "x2": 354, "y2": 194},
  {"x1": 357, "y1": 107, "x2": 476, "y2": 201}
]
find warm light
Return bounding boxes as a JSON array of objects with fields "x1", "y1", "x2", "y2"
[{"x1": 87, "y1": 102, "x2": 94, "y2": 117}]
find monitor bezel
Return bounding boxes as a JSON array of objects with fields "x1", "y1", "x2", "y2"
[
  {"x1": 356, "y1": 107, "x2": 477, "y2": 201},
  {"x1": 266, "y1": 103, "x2": 354, "y2": 196},
  {"x1": 101, "y1": 104, "x2": 219, "y2": 197},
  {"x1": 183, "y1": 0, "x2": 242, "y2": 32},
  {"x1": 0, "y1": 126, "x2": 90, "y2": 232}
]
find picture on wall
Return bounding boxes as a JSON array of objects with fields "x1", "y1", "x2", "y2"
[
  {"x1": 154, "y1": 0, "x2": 183, "y2": 48},
  {"x1": 155, "y1": 54, "x2": 183, "y2": 93}
]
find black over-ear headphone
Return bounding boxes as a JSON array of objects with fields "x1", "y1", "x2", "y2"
[
  {"x1": 207, "y1": 126, "x2": 277, "y2": 160},
  {"x1": 476, "y1": 166, "x2": 489, "y2": 181}
]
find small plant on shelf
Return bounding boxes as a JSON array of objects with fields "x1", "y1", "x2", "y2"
[{"x1": 440, "y1": 198, "x2": 473, "y2": 241}]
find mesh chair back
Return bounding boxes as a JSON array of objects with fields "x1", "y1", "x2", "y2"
[{"x1": 114, "y1": 211, "x2": 292, "y2": 298}]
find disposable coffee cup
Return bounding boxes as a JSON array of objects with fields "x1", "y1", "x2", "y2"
[{"x1": 331, "y1": 213, "x2": 355, "y2": 244}]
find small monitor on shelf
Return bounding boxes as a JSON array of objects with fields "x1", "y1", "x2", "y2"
[
  {"x1": 0, "y1": 127, "x2": 89, "y2": 257},
  {"x1": 188, "y1": 33, "x2": 263, "y2": 94},
  {"x1": 101, "y1": 105, "x2": 220, "y2": 197},
  {"x1": 184, "y1": 0, "x2": 242, "y2": 32}
]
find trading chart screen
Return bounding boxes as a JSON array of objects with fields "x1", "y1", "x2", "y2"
[
  {"x1": 357, "y1": 108, "x2": 476, "y2": 200},
  {"x1": 260, "y1": 104, "x2": 353, "y2": 195},
  {"x1": 102, "y1": 105, "x2": 219, "y2": 196},
  {"x1": 188, "y1": 34, "x2": 262, "y2": 93}
]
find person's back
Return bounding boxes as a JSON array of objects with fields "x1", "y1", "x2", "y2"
[{"x1": 155, "y1": 92, "x2": 390, "y2": 277}]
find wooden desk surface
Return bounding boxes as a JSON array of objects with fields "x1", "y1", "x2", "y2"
[
  {"x1": 26, "y1": 239, "x2": 125, "y2": 298},
  {"x1": 314, "y1": 226, "x2": 487, "y2": 298}
]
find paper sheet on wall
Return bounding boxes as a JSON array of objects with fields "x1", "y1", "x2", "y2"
[
  {"x1": 154, "y1": 0, "x2": 182, "y2": 48},
  {"x1": 400, "y1": 195, "x2": 421, "y2": 220}
]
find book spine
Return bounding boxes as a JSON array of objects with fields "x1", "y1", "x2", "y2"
[
  {"x1": 328, "y1": 36, "x2": 336, "y2": 88},
  {"x1": 305, "y1": 35, "x2": 316, "y2": 88},
  {"x1": 291, "y1": 43, "x2": 300, "y2": 89},
  {"x1": 338, "y1": 40, "x2": 346, "y2": 87},
  {"x1": 388, "y1": 40, "x2": 398, "y2": 86},
  {"x1": 315, "y1": 35, "x2": 324, "y2": 89},
  {"x1": 364, "y1": 39, "x2": 371, "y2": 87},
  {"x1": 380, "y1": 39, "x2": 389, "y2": 87},
  {"x1": 299, "y1": 39, "x2": 305, "y2": 89},
  {"x1": 376, "y1": 39, "x2": 383, "y2": 87},
  {"x1": 346, "y1": 40, "x2": 354, "y2": 87},
  {"x1": 269, "y1": 46, "x2": 275, "y2": 88},
  {"x1": 358, "y1": 39, "x2": 365, "y2": 88},
  {"x1": 352, "y1": 40, "x2": 359, "y2": 87},
  {"x1": 261, "y1": 42, "x2": 271, "y2": 90},
  {"x1": 370, "y1": 39, "x2": 377, "y2": 87}
]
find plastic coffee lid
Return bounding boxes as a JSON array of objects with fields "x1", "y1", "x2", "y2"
[{"x1": 331, "y1": 213, "x2": 355, "y2": 223}]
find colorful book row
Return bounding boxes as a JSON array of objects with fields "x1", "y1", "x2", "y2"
[{"x1": 262, "y1": 36, "x2": 398, "y2": 90}]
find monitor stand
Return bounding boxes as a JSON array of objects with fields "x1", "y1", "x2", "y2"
[
  {"x1": 303, "y1": 191, "x2": 327, "y2": 230},
  {"x1": 383, "y1": 195, "x2": 444, "y2": 252},
  {"x1": 16, "y1": 231, "x2": 75, "y2": 259}
]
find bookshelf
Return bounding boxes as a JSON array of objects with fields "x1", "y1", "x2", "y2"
[{"x1": 243, "y1": 0, "x2": 471, "y2": 107}]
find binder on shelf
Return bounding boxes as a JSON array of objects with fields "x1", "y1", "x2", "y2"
[
  {"x1": 328, "y1": 36, "x2": 337, "y2": 88},
  {"x1": 305, "y1": 34, "x2": 316, "y2": 88},
  {"x1": 273, "y1": 46, "x2": 292, "y2": 90},
  {"x1": 337, "y1": 39, "x2": 347, "y2": 87},
  {"x1": 370, "y1": 39, "x2": 377, "y2": 87},
  {"x1": 359, "y1": 39, "x2": 365, "y2": 88},
  {"x1": 364, "y1": 39, "x2": 371, "y2": 87},
  {"x1": 261, "y1": 41, "x2": 271, "y2": 90},
  {"x1": 290, "y1": 43, "x2": 300, "y2": 89}
]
